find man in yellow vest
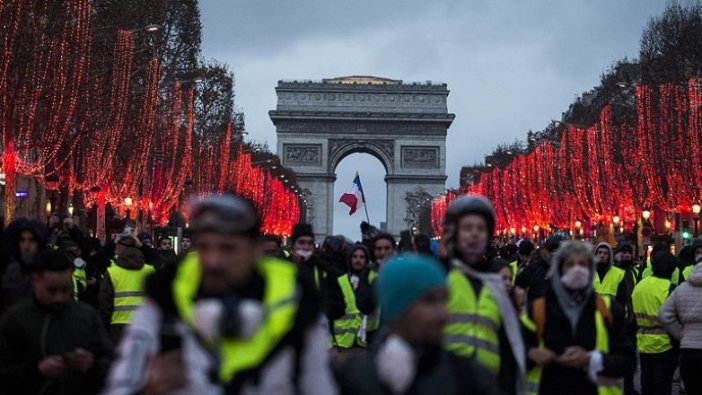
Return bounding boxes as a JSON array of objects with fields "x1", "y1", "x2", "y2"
[
  {"x1": 631, "y1": 251, "x2": 678, "y2": 395},
  {"x1": 593, "y1": 243, "x2": 627, "y2": 298},
  {"x1": 98, "y1": 235, "x2": 153, "y2": 344},
  {"x1": 441, "y1": 195, "x2": 526, "y2": 395},
  {"x1": 138, "y1": 195, "x2": 336, "y2": 394},
  {"x1": 327, "y1": 244, "x2": 376, "y2": 352}
]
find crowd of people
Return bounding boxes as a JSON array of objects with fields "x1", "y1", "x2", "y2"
[{"x1": 0, "y1": 193, "x2": 700, "y2": 395}]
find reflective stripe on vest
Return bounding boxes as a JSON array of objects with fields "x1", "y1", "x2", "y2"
[
  {"x1": 631, "y1": 276, "x2": 672, "y2": 353},
  {"x1": 173, "y1": 253, "x2": 299, "y2": 383},
  {"x1": 333, "y1": 274, "x2": 363, "y2": 348},
  {"x1": 107, "y1": 264, "x2": 154, "y2": 324},
  {"x1": 523, "y1": 296, "x2": 623, "y2": 395},
  {"x1": 444, "y1": 269, "x2": 502, "y2": 374},
  {"x1": 594, "y1": 266, "x2": 626, "y2": 297}
]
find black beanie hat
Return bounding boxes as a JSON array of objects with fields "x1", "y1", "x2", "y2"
[
  {"x1": 291, "y1": 223, "x2": 314, "y2": 244},
  {"x1": 518, "y1": 239, "x2": 535, "y2": 256},
  {"x1": 615, "y1": 244, "x2": 634, "y2": 255},
  {"x1": 652, "y1": 251, "x2": 677, "y2": 278}
]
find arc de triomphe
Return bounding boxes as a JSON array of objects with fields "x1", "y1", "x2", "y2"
[{"x1": 270, "y1": 76, "x2": 455, "y2": 239}]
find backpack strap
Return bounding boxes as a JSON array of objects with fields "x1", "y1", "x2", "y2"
[
  {"x1": 532, "y1": 297, "x2": 547, "y2": 341},
  {"x1": 595, "y1": 295, "x2": 613, "y2": 326}
]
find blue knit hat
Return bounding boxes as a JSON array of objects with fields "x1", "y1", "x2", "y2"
[{"x1": 376, "y1": 254, "x2": 447, "y2": 325}]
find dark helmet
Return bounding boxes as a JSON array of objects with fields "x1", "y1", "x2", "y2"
[
  {"x1": 443, "y1": 195, "x2": 496, "y2": 237},
  {"x1": 189, "y1": 194, "x2": 260, "y2": 237}
]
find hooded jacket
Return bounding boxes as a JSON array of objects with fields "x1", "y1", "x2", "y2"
[
  {"x1": 526, "y1": 242, "x2": 636, "y2": 395},
  {"x1": 659, "y1": 262, "x2": 702, "y2": 350},
  {"x1": 1, "y1": 219, "x2": 49, "y2": 312},
  {"x1": 324, "y1": 245, "x2": 375, "y2": 321},
  {"x1": 98, "y1": 242, "x2": 147, "y2": 328}
]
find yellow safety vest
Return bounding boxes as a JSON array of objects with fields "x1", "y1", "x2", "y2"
[
  {"x1": 631, "y1": 276, "x2": 672, "y2": 354},
  {"x1": 173, "y1": 253, "x2": 299, "y2": 383},
  {"x1": 333, "y1": 274, "x2": 364, "y2": 348},
  {"x1": 523, "y1": 296, "x2": 623, "y2": 395},
  {"x1": 366, "y1": 270, "x2": 380, "y2": 333},
  {"x1": 509, "y1": 260, "x2": 519, "y2": 282},
  {"x1": 444, "y1": 269, "x2": 502, "y2": 374},
  {"x1": 107, "y1": 264, "x2": 154, "y2": 324},
  {"x1": 641, "y1": 261, "x2": 680, "y2": 285},
  {"x1": 682, "y1": 265, "x2": 694, "y2": 281},
  {"x1": 594, "y1": 266, "x2": 626, "y2": 297}
]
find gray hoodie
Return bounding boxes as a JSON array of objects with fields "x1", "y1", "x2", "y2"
[{"x1": 659, "y1": 262, "x2": 702, "y2": 349}]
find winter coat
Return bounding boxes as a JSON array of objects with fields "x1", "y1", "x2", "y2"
[
  {"x1": 325, "y1": 245, "x2": 376, "y2": 322},
  {"x1": 0, "y1": 219, "x2": 49, "y2": 313},
  {"x1": 97, "y1": 248, "x2": 147, "y2": 330},
  {"x1": 524, "y1": 289, "x2": 636, "y2": 395},
  {"x1": 0, "y1": 297, "x2": 112, "y2": 395},
  {"x1": 132, "y1": 257, "x2": 338, "y2": 395},
  {"x1": 102, "y1": 300, "x2": 222, "y2": 395},
  {"x1": 659, "y1": 262, "x2": 702, "y2": 350},
  {"x1": 336, "y1": 344, "x2": 502, "y2": 395},
  {"x1": 515, "y1": 254, "x2": 550, "y2": 306}
]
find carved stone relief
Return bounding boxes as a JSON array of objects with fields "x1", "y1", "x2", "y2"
[
  {"x1": 401, "y1": 146, "x2": 439, "y2": 168},
  {"x1": 404, "y1": 188, "x2": 433, "y2": 227},
  {"x1": 283, "y1": 144, "x2": 322, "y2": 166}
]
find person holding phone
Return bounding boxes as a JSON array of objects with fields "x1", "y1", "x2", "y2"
[{"x1": 0, "y1": 250, "x2": 112, "y2": 395}]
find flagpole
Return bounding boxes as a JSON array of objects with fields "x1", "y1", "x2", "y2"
[{"x1": 357, "y1": 171, "x2": 371, "y2": 224}]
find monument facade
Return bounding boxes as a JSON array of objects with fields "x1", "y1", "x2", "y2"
[{"x1": 271, "y1": 76, "x2": 454, "y2": 238}]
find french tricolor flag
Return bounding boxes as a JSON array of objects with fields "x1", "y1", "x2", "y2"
[{"x1": 339, "y1": 172, "x2": 366, "y2": 215}]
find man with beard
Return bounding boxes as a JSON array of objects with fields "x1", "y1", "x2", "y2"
[
  {"x1": 0, "y1": 250, "x2": 112, "y2": 395},
  {"x1": 593, "y1": 243, "x2": 627, "y2": 299},
  {"x1": 104, "y1": 195, "x2": 336, "y2": 395},
  {"x1": 336, "y1": 254, "x2": 501, "y2": 395},
  {"x1": 372, "y1": 233, "x2": 396, "y2": 270},
  {"x1": 441, "y1": 196, "x2": 525, "y2": 395},
  {"x1": 326, "y1": 244, "x2": 376, "y2": 352},
  {"x1": 1, "y1": 219, "x2": 48, "y2": 312}
]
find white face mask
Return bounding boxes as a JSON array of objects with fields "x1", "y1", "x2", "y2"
[
  {"x1": 295, "y1": 249, "x2": 312, "y2": 261},
  {"x1": 375, "y1": 335, "x2": 417, "y2": 395},
  {"x1": 561, "y1": 266, "x2": 591, "y2": 291}
]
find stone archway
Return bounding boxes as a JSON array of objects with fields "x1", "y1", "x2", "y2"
[{"x1": 271, "y1": 76, "x2": 454, "y2": 239}]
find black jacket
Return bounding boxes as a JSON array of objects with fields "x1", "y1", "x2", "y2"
[
  {"x1": 525, "y1": 289, "x2": 635, "y2": 395},
  {"x1": 337, "y1": 344, "x2": 502, "y2": 395},
  {"x1": 515, "y1": 256, "x2": 550, "y2": 306},
  {"x1": 0, "y1": 297, "x2": 113, "y2": 395},
  {"x1": 324, "y1": 268, "x2": 376, "y2": 321}
]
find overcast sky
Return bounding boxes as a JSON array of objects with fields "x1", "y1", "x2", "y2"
[{"x1": 199, "y1": 0, "x2": 667, "y2": 239}]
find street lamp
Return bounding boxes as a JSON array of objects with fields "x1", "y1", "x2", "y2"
[
  {"x1": 642, "y1": 210, "x2": 651, "y2": 221},
  {"x1": 521, "y1": 226, "x2": 527, "y2": 235},
  {"x1": 575, "y1": 220, "x2": 582, "y2": 229},
  {"x1": 693, "y1": 204, "x2": 701, "y2": 237},
  {"x1": 612, "y1": 216, "x2": 620, "y2": 225},
  {"x1": 143, "y1": 24, "x2": 162, "y2": 33},
  {"x1": 124, "y1": 196, "x2": 133, "y2": 220},
  {"x1": 68, "y1": 203, "x2": 74, "y2": 217},
  {"x1": 45, "y1": 201, "x2": 52, "y2": 216}
]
